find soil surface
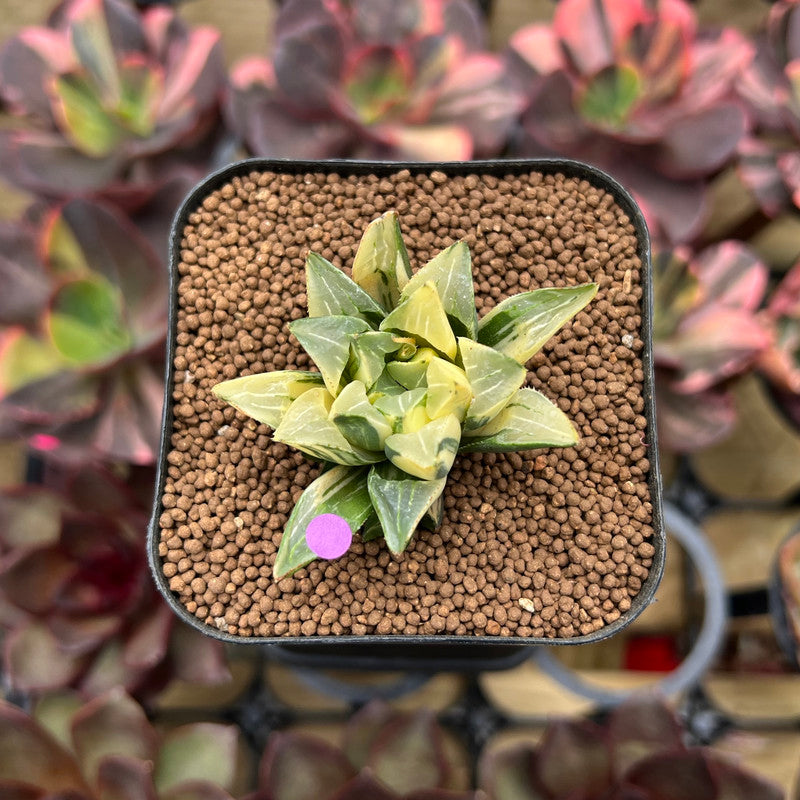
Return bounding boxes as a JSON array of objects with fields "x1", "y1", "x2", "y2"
[{"x1": 157, "y1": 167, "x2": 655, "y2": 639}]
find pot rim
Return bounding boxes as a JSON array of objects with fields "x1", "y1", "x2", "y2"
[{"x1": 148, "y1": 157, "x2": 666, "y2": 647}]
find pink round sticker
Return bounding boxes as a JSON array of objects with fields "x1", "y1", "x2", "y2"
[{"x1": 305, "y1": 513, "x2": 353, "y2": 560}]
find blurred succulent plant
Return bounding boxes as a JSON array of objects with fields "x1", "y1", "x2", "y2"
[
  {"x1": 775, "y1": 527, "x2": 800, "y2": 667},
  {"x1": 508, "y1": 0, "x2": 753, "y2": 244},
  {"x1": 479, "y1": 695, "x2": 782, "y2": 800},
  {"x1": 759, "y1": 259, "x2": 800, "y2": 428},
  {"x1": 737, "y1": 0, "x2": 800, "y2": 216},
  {"x1": 0, "y1": 688, "x2": 238, "y2": 799},
  {"x1": 0, "y1": 0, "x2": 224, "y2": 203},
  {"x1": 653, "y1": 241, "x2": 770, "y2": 452},
  {"x1": 0, "y1": 197, "x2": 168, "y2": 464},
  {"x1": 213, "y1": 211, "x2": 596, "y2": 578},
  {"x1": 0, "y1": 463, "x2": 229, "y2": 697},
  {"x1": 226, "y1": 0, "x2": 523, "y2": 160},
  {"x1": 250, "y1": 700, "x2": 477, "y2": 800}
]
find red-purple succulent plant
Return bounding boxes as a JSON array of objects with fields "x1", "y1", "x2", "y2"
[
  {"x1": 479, "y1": 696, "x2": 782, "y2": 800},
  {"x1": 0, "y1": 197, "x2": 170, "y2": 464},
  {"x1": 653, "y1": 241, "x2": 770, "y2": 452},
  {"x1": 737, "y1": 0, "x2": 800, "y2": 216},
  {"x1": 248, "y1": 701, "x2": 477, "y2": 800},
  {"x1": 508, "y1": 0, "x2": 753, "y2": 245},
  {"x1": 0, "y1": 688, "x2": 238, "y2": 799},
  {"x1": 0, "y1": 0, "x2": 224, "y2": 205},
  {"x1": 226, "y1": 0, "x2": 523, "y2": 161},
  {"x1": 0, "y1": 463, "x2": 229, "y2": 698},
  {"x1": 759, "y1": 259, "x2": 800, "y2": 428}
]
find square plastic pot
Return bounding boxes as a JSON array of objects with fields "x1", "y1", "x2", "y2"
[{"x1": 148, "y1": 158, "x2": 665, "y2": 665}]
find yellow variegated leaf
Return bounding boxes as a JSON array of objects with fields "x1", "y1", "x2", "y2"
[
  {"x1": 425, "y1": 357, "x2": 472, "y2": 422},
  {"x1": 384, "y1": 414, "x2": 461, "y2": 480}
]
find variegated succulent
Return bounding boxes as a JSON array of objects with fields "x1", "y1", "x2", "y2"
[{"x1": 213, "y1": 211, "x2": 596, "y2": 578}]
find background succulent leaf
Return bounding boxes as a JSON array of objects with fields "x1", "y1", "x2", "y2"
[
  {"x1": 367, "y1": 464, "x2": 446, "y2": 554},
  {"x1": 477, "y1": 284, "x2": 597, "y2": 364},
  {"x1": 330, "y1": 380, "x2": 393, "y2": 452},
  {"x1": 69, "y1": 0, "x2": 122, "y2": 103},
  {"x1": 273, "y1": 466, "x2": 371, "y2": 579},
  {"x1": 347, "y1": 330, "x2": 404, "y2": 390},
  {"x1": 306, "y1": 251, "x2": 386, "y2": 325},
  {"x1": 460, "y1": 387, "x2": 578, "y2": 452},
  {"x1": 48, "y1": 276, "x2": 131, "y2": 365},
  {"x1": 384, "y1": 414, "x2": 461, "y2": 480},
  {"x1": 351, "y1": 210, "x2": 412, "y2": 311},
  {"x1": 425, "y1": 357, "x2": 472, "y2": 422},
  {"x1": 273, "y1": 388, "x2": 383, "y2": 466},
  {"x1": 458, "y1": 337, "x2": 526, "y2": 431},
  {"x1": 211, "y1": 370, "x2": 324, "y2": 430},
  {"x1": 290, "y1": 315, "x2": 371, "y2": 397},
  {"x1": 0, "y1": 332, "x2": 67, "y2": 393},
  {"x1": 400, "y1": 241, "x2": 478, "y2": 338},
  {"x1": 380, "y1": 282, "x2": 457, "y2": 359}
]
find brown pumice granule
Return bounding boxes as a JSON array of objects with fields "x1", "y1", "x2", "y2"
[{"x1": 158, "y1": 168, "x2": 655, "y2": 640}]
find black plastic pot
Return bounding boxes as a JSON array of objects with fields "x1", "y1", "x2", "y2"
[{"x1": 148, "y1": 158, "x2": 665, "y2": 664}]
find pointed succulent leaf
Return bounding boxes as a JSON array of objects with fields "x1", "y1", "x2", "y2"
[
  {"x1": 33, "y1": 693, "x2": 82, "y2": 751},
  {"x1": 361, "y1": 512, "x2": 384, "y2": 542},
  {"x1": 421, "y1": 491, "x2": 444, "y2": 531},
  {"x1": 387, "y1": 347, "x2": 437, "y2": 390},
  {"x1": 374, "y1": 388, "x2": 428, "y2": 432},
  {"x1": 368, "y1": 368, "x2": 406, "y2": 400},
  {"x1": 96, "y1": 755, "x2": 160, "y2": 800},
  {"x1": 401, "y1": 241, "x2": 478, "y2": 338},
  {"x1": 347, "y1": 330, "x2": 403, "y2": 389},
  {"x1": 273, "y1": 466, "x2": 372, "y2": 579},
  {"x1": 330, "y1": 380, "x2": 393, "y2": 451},
  {"x1": 48, "y1": 277, "x2": 131, "y2": 365},
  {"x1": 458, "y1": 337, "x2": 527, "y2": 431},
  {"x1": 343, "y1": 700, "x2": 395, "y2": 770},
  {"x1": 305, "y1": 252, "x2": 386, "y2": 325},
  {"x1": 273, "y1": 388, "x2": 382, "y2": 465},
  {"x1": 460, "y1": 388, "x2": 578, "y2": 452},
  {"x1": 70, "y1": 0, "x2": 122, "y2": 103},
  {"x1": 5, "y1": 622, "x2": 83, "y2": 691},
  {"x1": 0, "y1": 331, "x2": 67, "y2": 394},
  {"x1": 290, "y1": 316, "x2": 371, "y2": 397},
  {"x1": 425, "y1": 357, "x2": 472, "y2": 422},
  {"x1": 368, "y1": 464, "x2": 446, "y2": 554},
  {"x1": 352, "y1": 210, "x2": 412, "y2": 311},
  {"x1": 154, "y1": 723, "x2": 238, "y2": 794},
  {"x1": 384, "y1": 414, "x2": 461, "y2": 480},
  {"x1": 380, "y1": 282, "x2": 457, "y2": 359},
  {"x1": 477, "y1": 284, "x2": 597, "y2": 364},
  {"x1": 211, "y1": 370, "x2": 324, "y2": 429}
]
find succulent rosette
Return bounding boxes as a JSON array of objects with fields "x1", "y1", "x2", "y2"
[
  {"x1": 226, "y1": 0, "x2": 523, "y2": 161},
  {"x1": 508, "y1": 0, "x2": 753, "y2": 244},
  {"x1": 0, "y1": 197, "x2": 168, "y2": 464},
  {"x1": 737, "y1": 0, "x2": 800, "y2": 216},
  {"x1": 0, "y1": 0, "x2": 224, "y2": 204},
  {"x1": 653, "y1": 241, "x2": 770, "y2": 451},
  {"x1": 212, "y1": 211, "x2": 596, "y2": 578},
  {"x1": 479, "y1": 696, "x2": 782, "y2": 800},
  {"x1": 250, "y1": 700, "x2": 477, "y2": 800},
  {"x1": 0, "y1": 465, "x2": 229, "y2": 697},
  {"x1": 0, "y1": 689, "x2": 238, "y2": 799}
]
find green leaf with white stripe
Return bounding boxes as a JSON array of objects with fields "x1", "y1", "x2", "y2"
[
  {"x1": 458, "y1": 338, "x2": 526, "y2": 431},
  {"x1": 330, "y1": 381, "x2": 393, "y2": 451},
  {"x1": 290, "y1": 316, "x2": 370, "y2": 397},
  {"x1": 347, "y1": 331, "x2": 403, "y2": 389},
  {"x1": 425, "y1": 357, "x2": 472, "y2": 422},
  {"x1": 460, "y1": 388, "x2": 578, "y2": 453},
  {"x1": 386, "y1": 347, "x2": 436, "y2": 390},
  {"x1": 305, "y1": 252, "x2": 386, "y2": 325},
  {"x1": 273, "y1": 387, "x2": 382, "y2": 465},
  {"x1": 380, "y1": 282, "x2": 457, "y2": 359},
  {"x1": 384, "y1": 413, "x2": 461, "y2": 480},
  {"x1": 211, "y1": 370, "x2": 325, "y2": 429},
  {"x1": 367, "y1": 464, "x2": 446, "y2": 554},
  {"x1": 477, "y1": 284, "x2": 598, "y2": 364},
  {"x1": 374, "y1": 388, "x2": 428, "y2": 433},
  {"x1": 400, "y1": 241, "x2": 478, "y2": 338},
  {"x1": 351, "y1": 210, "x2": 412, "y2": 311},
  {"x1": 273, "y1": 466, "x2": 372, "y2": 579}
]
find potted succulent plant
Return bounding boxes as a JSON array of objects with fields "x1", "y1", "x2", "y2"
[{"x1": 149, "y1": 158, "x2": 665, "y2": 652}]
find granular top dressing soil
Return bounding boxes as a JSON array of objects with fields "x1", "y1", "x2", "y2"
[{"x1": 158, "y1": 168, "x2": 655, "y2": 640}]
